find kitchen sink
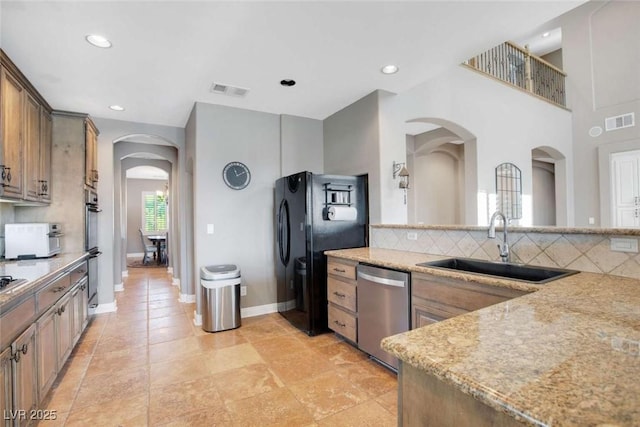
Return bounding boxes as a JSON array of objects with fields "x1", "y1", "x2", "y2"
[{"x1": 416, "y1": 258, "x2": 578, "y2": 284}]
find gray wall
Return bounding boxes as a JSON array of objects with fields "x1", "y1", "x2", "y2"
[
  {"x1": 557, "y1": 1, "x2": 640, "y2": 226},
  {"x1": 192, "y1": 102, "x2": 281, "y2": 309},
  {"x1": 281, "y1": 114, "x2": 323, "y2": 176},
  {"x1": 0, "y1": 204, "x2": 16, "y2": 257},
  {"x1": 532, "y1": 160, "x2": 556, "y2": 226},
  {"x1": 541, "y1": 49, "x2": 563, "y2": 70},
  {"x1": 324, "y1": 91, "x2": 381, "y2": 222},
  {"x1": 126, "y1": 178, "x2": 168, "y2": 254}
]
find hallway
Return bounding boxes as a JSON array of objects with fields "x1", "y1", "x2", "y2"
[{"x1": 39, "y1": 268, "x2": 397, "y2": 426}]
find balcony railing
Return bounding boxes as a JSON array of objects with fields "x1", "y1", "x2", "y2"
[{"x1": 464, "y1": 41, "x2": 567, "y2": 108}]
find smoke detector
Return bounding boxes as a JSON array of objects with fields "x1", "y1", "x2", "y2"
[{"x1": 210, "y1": 82, "x2": 249, "y2": 98}]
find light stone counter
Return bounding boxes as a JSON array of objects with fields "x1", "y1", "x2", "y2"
[
  {"x1": 0, "y1": 252, "x2": 88, "y2": 311},
  {"x1": 326, "y1": 247, "x2": 640, "y2": 426}
]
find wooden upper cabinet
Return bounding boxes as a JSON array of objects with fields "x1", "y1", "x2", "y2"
[
  {"x1": 0, "y1": 65, "x2": 25, "y2": 199},
  {"x1": 24, "y1": 91, "x2": 41, "y2": 201},
  {"x1": 39, "y1": 109, "x2": 52, "y2": 202},
  {"x1": 0, "y1": 50, "x2": 53, "y2": 204},
  {"x1": 85, "y1": 118, "x2": 98, "y2": 188}
]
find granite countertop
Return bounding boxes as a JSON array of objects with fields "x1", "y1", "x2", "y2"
[
  {"x1": 371, "y1": 223, "x2": 640, "y2": 236},
  {"x1": 326, "y1": 247, "x2": 640, "y2": 426},
  {"x1": 0, "y1": 252, "x2": 89, "y2": 311}
]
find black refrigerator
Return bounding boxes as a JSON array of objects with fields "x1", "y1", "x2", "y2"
[{"x1": 275, "y1": 172, "x2": 368, "y2": 335}]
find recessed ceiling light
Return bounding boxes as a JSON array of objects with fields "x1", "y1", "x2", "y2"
[
  {"x1": 86, "y1": 34, "x2": 112, "y2": 48},
  {"x1": 542, "y1": 32, "x2": 550, "y2": 38},
  {"x1": 109, "y1": 105, "x2": 125, "y2": 111},
  {"x1": 280, "y1": 79, "x2": 296, "y2": 87},
  {"x1": 381, "y1": 64, "x2": 399, "y2": 75}
]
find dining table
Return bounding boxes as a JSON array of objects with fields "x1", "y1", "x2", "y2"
[{"x1": 146, "y1": 234, "x2": 167, "y2": 265}]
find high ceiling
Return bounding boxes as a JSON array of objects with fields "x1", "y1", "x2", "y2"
[{"x1": 0, "y1": 1, "x2": 583, "y2": 128}]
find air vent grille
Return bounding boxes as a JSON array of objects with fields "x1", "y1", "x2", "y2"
[
  {"x1": 210, "y1": 82, "x2": 249, "y2": 98},
  {"x1": 605, "y1": 113, "x2": 635, "y2": 131}
]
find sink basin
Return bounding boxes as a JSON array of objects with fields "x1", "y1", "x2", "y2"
[{"x1": 416, "y1": 258, "x2": 578, "y2": 284}]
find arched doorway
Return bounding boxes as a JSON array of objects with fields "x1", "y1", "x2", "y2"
[
  {"x1": 405, "y1": 118, "x2": 477, "y2": 224},
  {"x1": 531, "y1": 146, "x2": 568, "y2": 226}
]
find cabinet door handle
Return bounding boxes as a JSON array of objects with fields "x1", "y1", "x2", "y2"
[
  {"x1": 333, "y1": 268, "x2": 346, "y2": 273},
  {"x1": 11, "y1": 351, "x2": 20, "y2": 363},
  {"x1": 20, "y1": 344, "x2": 28, "y2": 355},
  {"x1": 333, "y1": 320, "x2": 346, "y2": 328},
  {"x1": 5, "y1": 167, "x2": 11, "y2": 183},
  {"x1": 333, "y1": 291, "x2": 346, "y2": 299}
]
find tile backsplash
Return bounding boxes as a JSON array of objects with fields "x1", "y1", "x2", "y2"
[{"x1": 370, "y1": 225, "x2": 640, "y2": 280}]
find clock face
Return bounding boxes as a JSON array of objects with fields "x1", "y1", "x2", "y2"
[{"x1": 222, "y1": 162, "x2": 251, "y2": 190}]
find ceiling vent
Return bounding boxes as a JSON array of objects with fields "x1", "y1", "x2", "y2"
[
  {"x1": 210, "y1": 82, "x2": 249, "y2": 98},
  {"x1": 605, "y1": 113, "x2": 635, "y2": 131}
]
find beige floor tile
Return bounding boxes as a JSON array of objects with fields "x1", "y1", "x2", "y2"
[
  {"x1": 292, "y1": 331, "x2": 344, "y2": 349},
  {"x1": 33, "y1": 411, "x2": 68, "y2": 427},
  {"x1": 155, "y1": 407, "x2": 233, "y2": 426},
  {"x1": 85, "y1": 347, "x2": 149, "y2": 377},
  {"x1": 149, "y1": 314, "x2": 192, "y2": 330},
  {"x1": 149, "y1": 291, "x2": 176, "y2": 301},
  {"x1": 149, "y1": 375, "x2": 224, "y2": 425},
  {"x1": 314, "y1": 341, "x2": 369, "y2": 367},
  {"x1": 150, "y1": 353, "x2": 213, "y2": 387},
  {"x1": 93, "y1": 330, "x2": 148, "y2": 354},
  {"x1": 205, "y1": 343, "x2": 265, "y2": 374},
  {"x1": 73, "y1": 366, "x2": 148, "y2": 409},
  {"x1": 225, "y1": 387, "x2": 315, "y2": 427},
  {"x1": 375, "y1": 390, "x2": 399, "y2": 417},
  {"x1": 211, "y1": 363, "x2": 284, "y2": 403},
  {"x1": 109, "y1": 308, "x2": 148, "y2": 323},
  {"x1": 335, "y1": 360, "x2": 397, "y2": 397},
  {"x1": 266, "y1": 349, "x2": 335, "y2": 385},
  {"x1": 116, "y1": 301, "x2": 148, "y2": 313},
  {"x1": 149, "y1": 298, "x2": 181, "y2": 310},
  {"x1": 317, "y1": 399, "x2": 397, "y2": 426},
  {"x1": 41, "y1": 376, "x2": 82, "y2": 414},
  {"x1": 251, "y1": 334, "x2": 310, "y2": 361},
  {"x1": 288, "y1": 370, "x2": 370, "y2": 420},
  {"x1": 149, "y1": 336, "x2": 202, "y2": 364},
  {"x1": 101, "y1": 318, "x2": 148, "y2": 337},
  {"x1": 66, "y1": 391, "x2": 148, "y2": 427},
  {"x1": 237, "y1": 320, "x2": 290, "y2": 342},
  {"x1": 149, "y1": 305, "x2": 186, "y2": 319},
  {"x1": 196, "y1": 330, "x2": 247, "y2": 351},
  {"x1": 149, "y1": 324, "x2": 195, "y2": 344}
]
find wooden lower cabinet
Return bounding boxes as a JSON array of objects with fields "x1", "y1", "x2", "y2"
[
  {"x1": 12, "y1": 325, "x2": 37, "y2": 427},
  {"x1": 55, "y1": 292, "x2": 74, "y2": 368},
  {"x1": 36, "y1": 306, "x2": 57, "y2": 401},
  {"x1": 326, "y1": 257, "x2": 358, "y2": 343},
  {"x1": 1, "y1": 347, "x2": 12, "y2": 427},
  {"x1": 399, "y1": 362, "x2": 524, "y2": 426},
  {"x1": 411, "y1": 272, "x2": 527, "y2": 329}
]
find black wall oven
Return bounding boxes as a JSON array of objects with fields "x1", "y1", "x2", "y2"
[{"x1": 85, "y1": 189, "x2": 101, "y2": 308}]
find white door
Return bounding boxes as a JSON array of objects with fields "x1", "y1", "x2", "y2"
[{"x1": 611, "y1": 150, "x2": 640, "y2": 227}]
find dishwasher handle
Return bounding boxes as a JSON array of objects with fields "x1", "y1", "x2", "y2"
[{"x1": 357, "y1": 271, "x2": 406, "y2": 288}]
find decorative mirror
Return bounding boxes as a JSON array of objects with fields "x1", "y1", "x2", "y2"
[{"x1": 495, "y1": 162, "x2": 522, "y2": 219}]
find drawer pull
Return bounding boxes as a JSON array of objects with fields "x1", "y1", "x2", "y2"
[
  {"x1": 333, "y1": 268, "x2": 346, "y2": 273},
  {"x1": 333, "y1": 291, "x2": 346, "y2": 299},
  {"x1": 333, "y1": 320, "x2": 346, "y2": 328},
  {"x1": 52, "y1": 286, "x2": 66, "y2": 293}
]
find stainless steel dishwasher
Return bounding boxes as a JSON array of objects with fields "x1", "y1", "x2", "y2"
[{"x1": 357, "y1": 264, "x2": 410, "y2": 370}]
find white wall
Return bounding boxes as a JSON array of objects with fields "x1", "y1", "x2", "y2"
[
  {"x1": 280, "y1": 114, "x2": 323, "y2": 176},
  {"x1": 532, "y1": 160, "x2": 556, "y2": 226},
  {"x1": 192, "y1": 102, "x2": 280, "y2": 309},
  {"x1": 0, "y1": 204, "x2": 15, "y2": 257},
  {"x1": 126, "y1": 177, "x2": 168, "y2": 254},
  {"x1": 390, "y1": 65, "x2": 574, "y2": 226}
]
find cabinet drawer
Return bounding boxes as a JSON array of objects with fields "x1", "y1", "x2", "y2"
[
  {"x1": 328, "y1": 304, "x2": 357, "y2": 342},
  {"x1": 37, "y1": 274, "x2": 71, "y2": 312},
  {"x1": 69, "y1": 261, "x2": 88, "y2": 286},
  {"x1": 327, "y1": 258, "x2": 357, "y2": 280},
  {"x1": 0, "y1": 296, "x2": 36, "y2": 349},
  {"x1": 327, "y1": 276, "x2": 356, "y2": 312}
]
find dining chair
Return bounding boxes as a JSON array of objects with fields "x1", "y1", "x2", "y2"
[{"x1": 139, "y1": 229, "x2": 157, "y2": 265}]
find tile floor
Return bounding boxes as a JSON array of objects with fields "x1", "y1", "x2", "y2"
[{"x1": 38, "y1": 267, "x2": 398, "y2": 426}]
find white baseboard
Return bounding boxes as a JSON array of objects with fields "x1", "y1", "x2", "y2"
[
  {"x1": 114, "y1": 282, "x2": 124, "y2": 292},
  {"x1": 193, "y1": 311, "x2": 202, "y2": 326},
  {"x1": 172, "y1": 277, "x2": 180, "y2": 287},
  {"x1": 121, "y1": 270, "x2": 129, "y2": 278},
  {"x1": 241, "y1": 303, "x2": 278, "y2": 318},
  {"x1": 167, "y1": 267, "x2": 173, "y2": 274},
  {"x1": 127, "y1": 252, "x2": 144, "y2": 258},
  {"x1": 89, "y1": 301, "x2": 118, "y2": 315},
  {"x1": 179, "y1": 293, "x2": 196, "y2": 303}
]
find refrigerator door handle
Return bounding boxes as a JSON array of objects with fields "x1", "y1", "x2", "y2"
[{"x1": 278, "y1": 199, "x2": 291, "y2": 265}]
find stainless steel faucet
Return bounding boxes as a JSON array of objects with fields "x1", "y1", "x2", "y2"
[{"x1": 488, "y1": 211, "x2": 510, "y2": 263}]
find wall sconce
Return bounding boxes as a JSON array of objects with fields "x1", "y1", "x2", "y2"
[
  {"x1": 393, "y1": 161, "x2": 410, "y2": 204},
  {"x1": 393, "y1": 161, "x2": 410, "y2": 189}
]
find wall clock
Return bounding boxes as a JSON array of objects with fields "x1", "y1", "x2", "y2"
[{"x1": 222, "y1": 161, "x2": 251, "y2": 190}]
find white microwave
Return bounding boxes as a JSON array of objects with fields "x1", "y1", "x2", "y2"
[{"x1": 4, "y1": 223, "x2": 62, "y2": 260}]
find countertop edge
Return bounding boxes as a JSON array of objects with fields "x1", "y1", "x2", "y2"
[{"x1": 371, "y1": 223, "x2": 640, "y2": 236}]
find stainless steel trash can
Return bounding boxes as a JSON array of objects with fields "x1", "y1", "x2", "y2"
[{"x1": 200, "y1": 264, "x2": 241, "y2": 332}]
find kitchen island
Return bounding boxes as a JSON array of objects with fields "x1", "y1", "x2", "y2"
[{"x1": 326, "y1": 247, "x2": 640, "y2": 426}]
